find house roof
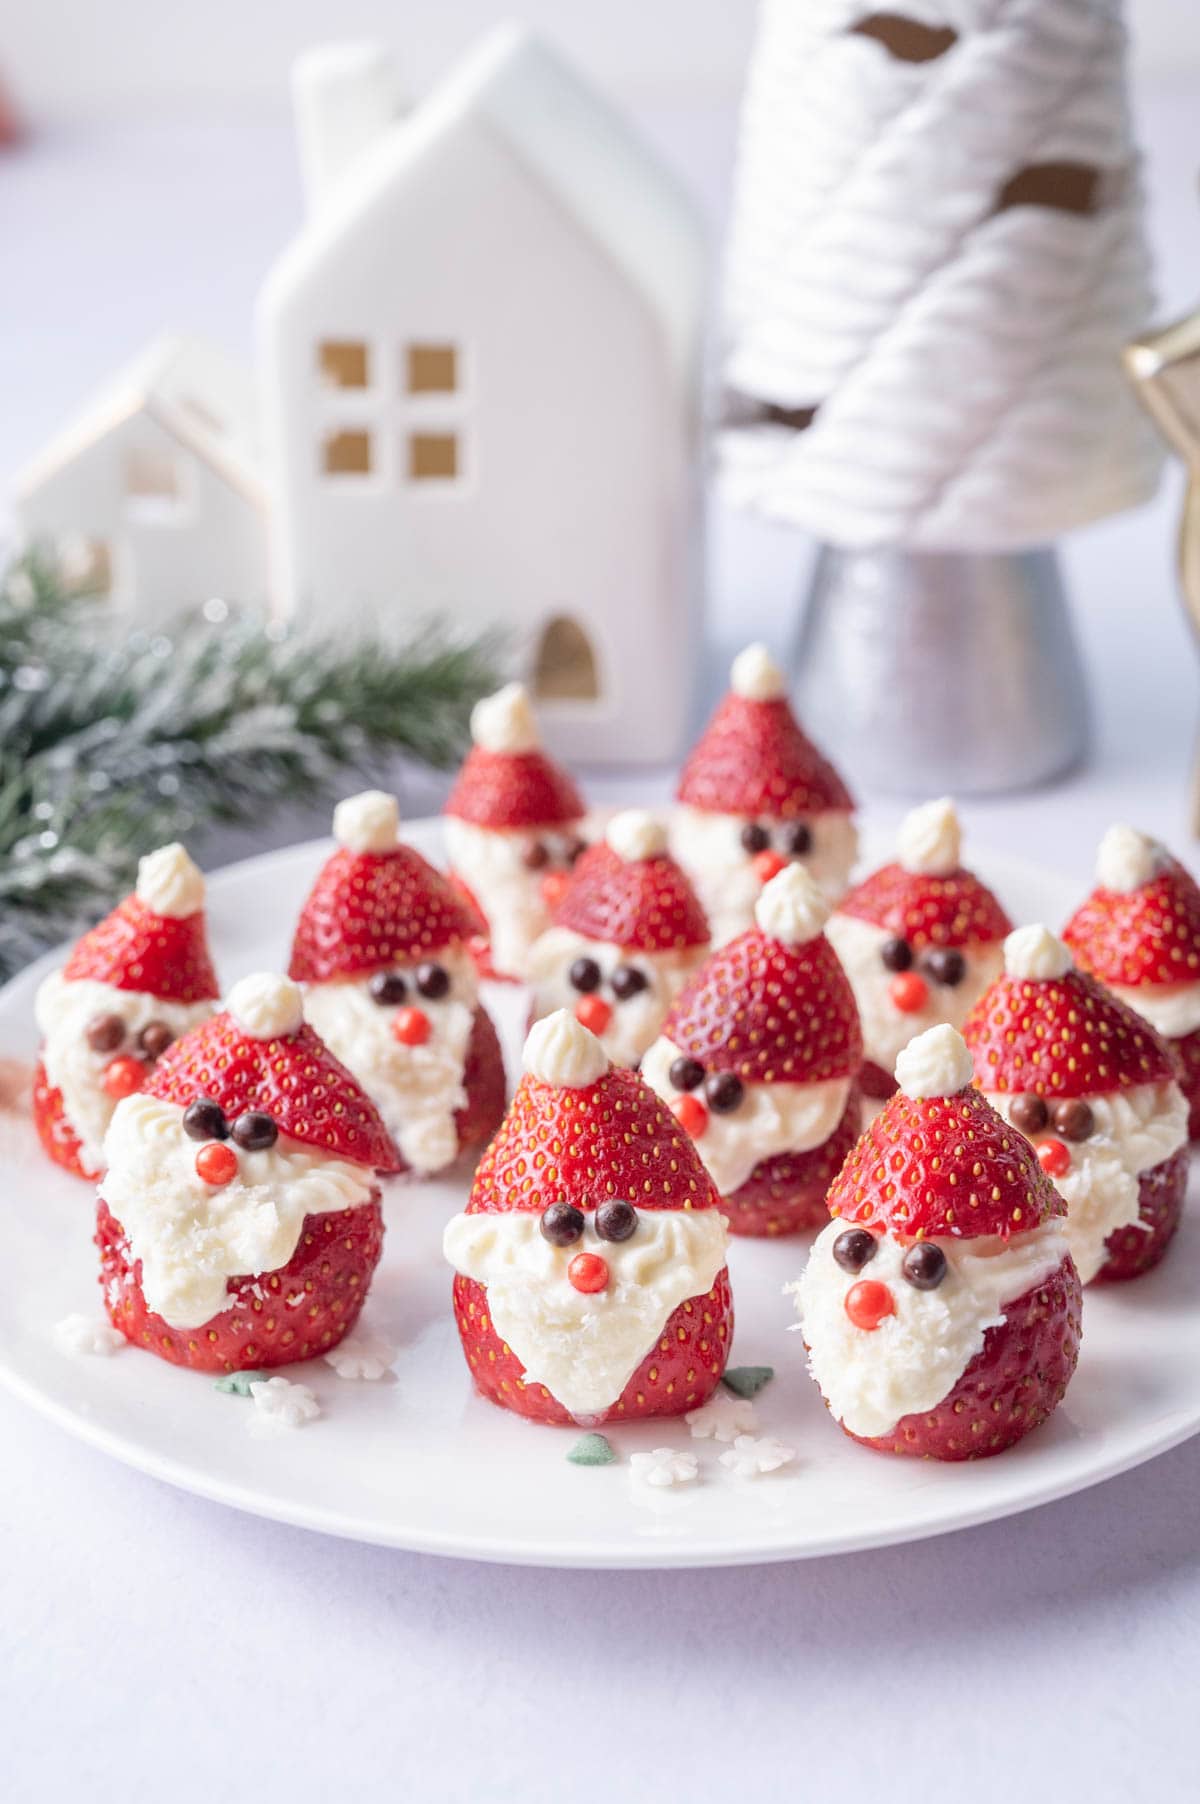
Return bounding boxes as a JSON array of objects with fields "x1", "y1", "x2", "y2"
[
  {"x1": 15, "y1": 334, "x2": 265, "y2": 506},
  {"x1": 259, "y1": 25, "x2": 708, "y2": 394}
]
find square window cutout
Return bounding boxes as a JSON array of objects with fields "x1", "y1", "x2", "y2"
[
  {"x1": 125, "y1": 447, "x2": 181, "y2": 501},
  {"x1": 406, "y1": 344, "x2": 458, "y2": 394},
  {"x1": 319, "y1": 341, "x2": 370, "y2": 389},
  {"x1": 408, "y1": 432, "x2": 459, "y2": 481},
  {"x1": 323, "y1": 429, "x2": 373, "y2": 476}
]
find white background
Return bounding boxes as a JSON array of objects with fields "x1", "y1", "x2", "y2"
[{"x1": 3, "y1": 4, "x2": 1200, "y2": 1802}]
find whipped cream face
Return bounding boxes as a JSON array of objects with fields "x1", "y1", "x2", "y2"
[
  {"x1": 985, "y1": 1081, "x2": 1188, "y2": 1284},
  {"x1": 443, "y1": 816, "x2": 584, "y2": 979},
  {"x1": 642, "y1": 1035, "x2": 851, "y2": 1196},
  {"x1": 826, "y1": 912, "x2": 1003, "y2": 1077},
  {"x1": 794, "y1": 1216, "x2": 1071, "y2": 1439},
  {"x1": 527, "y1": 930, "x2": 706, "y2": 1069},
  {"x1": 670, "y1": 806, "x2": 856, "y2": 946},
  {"x1": 301, "y1": 945, "x2": 479, "y2": 1175},
  {"x1": 101, "y1": 1093, "x2": 376, "y2": 1328},
  {"x1": 443, "y1": 1205, "x2": 728, "y2": 1420},
  {"x1": 35, "y1": 972, "x2": 213, "y2": 1171},
  {"x1": 1108, "y1": 981, "x2": 1200, "y2": 1041}
]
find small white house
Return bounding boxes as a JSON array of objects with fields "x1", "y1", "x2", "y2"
[
  {"x1": 258, "y1": 26, "x2": 708, "y2": 762},
  {"x1": 14, "y1": 335, "x2": 268, "y2": 618}
]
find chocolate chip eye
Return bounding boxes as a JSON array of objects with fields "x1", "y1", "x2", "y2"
[
  {"x1": 230, "y1": 1110, "x2": 278, "y2": 1152},
  {"x1": 833, "y1": 1228, "x2": 877, "y2": 1273},
  {"x1": 1052, "y1": 1098, "x2": 1094, "y2": 1142},
  {"x1": 369, "y1": 970, "x2": 408, "y2": 1006},
  {"x1": 783, "y1": 822, "x2": 812, "y2": 857},
  {"x1": 594, "y1": 1199, "x2": 637, "y2": 1242},
  {"x1": 740, "y1": 822, "x2": 770, "y2": 855},
  {"x1": 902, "y1": 1243, "x2": 947, "y2": 1290},
  {"x1": 880, "y1": 937, "x2": 913, "y2": 973},
  {"x1": 540, "y1": 1201, "x2": 586, "y2": 1246},
  {"x1": 705, "y1": 1070, "x2": 744, "y2": 1114},
  {"x1": 566, "y1": 838, "x2": 587, "y2": 866},
  {"x1": 183, "y1": 1096, "x2": 229, "y2": 1142},
  {"x1": 1010, "y1": 1092, "x2": 1049, "y2": 1135},
  {"x1": 610, "y1": 964, "x2": 648, "y2": 1001},
  {"x1": 137, "y1": 1020, "x2": 174, "y2": 1061},
  {"x1": 521, "y1": 839, "x2": 550, "y2": 871},
  {"x1": 416, "y1": 961, "x2": 450, "y2": 1000},
  {"x1": 669, "y1": 1056, "x2": 705, "y2": 1092},
  {"x1": 85, "y1": 1013, "x2": 126, "y2": 1053},
  {"x1": 922, "y1": 947, "x2": 966, "y2": 987},
  {"x1": 569, "y1": 957, "x2": 602, "y2": 993}
]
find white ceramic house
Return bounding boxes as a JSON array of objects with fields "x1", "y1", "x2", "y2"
[
  {"x1": 259, "y1": 27, "x2": 708, "y2": 762},
  {"x1": 14, "y1": 335, "x2": 267, "y2": 617}
]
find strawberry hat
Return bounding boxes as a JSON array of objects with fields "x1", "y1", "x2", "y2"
[
  {"x1": 62, "y1": 844, "x2": 218, "y2": 1003},
  {"x1": 444, "y1": 683, "x2": 583, "y2": 830},
  {"x1": 554, "y1": 810, "x2": 708, "y2": 953},
  {"x1": 964, "y1": 924, "x2": 1176, "y2": 1100},
  {"x1": 147, "y1": 972, "x2": 402, "y2": 1171},
  {"x1": 836, "y1": 799, "x2": 1010, "y2": 949},
  {"x1": 828, "y1": 1023, "x2": 1065, "y2": 1242},
  {"x1": 662, "y1": 864, "x2": 861, "y2": 1083},
  {"x1": 466, "y1": 1011, "x2": 722, "y2": 1218},
  {"x1": 676, "y1": 644, "x2": 853, "y2": 820},
  {"x1": 1064, "y1": 825, "x2": 1200, "y2": 989},
  {"x1": 289, "y1": 791, "x2": 477, "y2": 984}
]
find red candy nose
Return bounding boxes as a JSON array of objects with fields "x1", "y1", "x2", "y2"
[
  {"x1": 392, "y1": 1006, "x2": 431, "y2": 1046},
  {"x1": 568, "y1": 1252, "x2": 610, "y2": 1294},
  {"x1": 102, "y1": 1055, "x2": 146, "y2": 1100},
  {"x1": 844, "y1": 1279, "x2": 895, "y2": 1331},
  {"x1": 889, "y1": 971, "x2": 929, "y2": 1014},
  {"x1": 574, "y1": 994, "x2": 612, "y2": 1035},
  {"x1": 753, "y1": 849, "x2": 786, "y2": 884},
  {"x1": 541, "y1": 872, "x2": 569, "y2": 910},
  {"x1": 1038, "y1": 1138, "x2": 1071, "y2": 1179},
  {"x1": 672, "y1": 1094, "x2": 708, "y2": 1139}
]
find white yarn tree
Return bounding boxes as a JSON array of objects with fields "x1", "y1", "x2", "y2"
[{"x1": 722, "y1": 0, "x2": 1160, "y2": 551}]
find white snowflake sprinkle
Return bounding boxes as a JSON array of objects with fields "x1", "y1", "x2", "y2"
[
  {"x1": 247, "y1": 1377, "x2": 321, "y2": 1429},
  {"x1": 323, "y1": 1335, "x2": 395, "y2": 1381},
  {"x1": 629, "y1": 1447, "x2": 699, "y2": 1489},
  {"x1": 53, "y1": 1314, "x2": 125, "y2": 1357},
  {"x1": 719, "y1": 1434, "x2": 797, "y2": 1479},
  {"x1": 685, "y1": 1394, "x2": 758, "y2": 1442}
]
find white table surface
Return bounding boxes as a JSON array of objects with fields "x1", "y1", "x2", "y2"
[{"x1": 4, "y1": 82, "x2": 1200, "y2": 1804}]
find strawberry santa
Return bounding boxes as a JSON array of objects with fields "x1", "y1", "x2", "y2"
[
  {"x1": 96, "y1": 973, "x2": 399, "y2": 1370},
  {"x1": 442, "y1": 683, "x2": 588, "y2": 980},
  {"x1": 964, "y1": 924, "x2": 1189, "y2": 1284},
  {"x1": 526, "y1": 809, "x2": 710, "y2": 1069},
  {"x1": 826, "y1": 799, "x2": 1010, "y2": 1102},
  {"x1": 289, "y1": 791, "x2": 505, "y2": 1178},
  {"x1": 793, "y1": 1024, "x2": 1081, "y2": 1460},
  {"x1": 642, "y1": 864, "x2": 862, "y2": 1236},
  {"x1": 443, "y1": 1010, "x2": 733, "y2": 1425},
  {"x1": 670, "y1": 642, "x2": 856, "y2": 945},
  {"x1": 33, "y1": 844, "x2": 219, "y2": 1180},
  {"x1": 1064, "y1": 825, "x2": 1200, "y2": 1140}
]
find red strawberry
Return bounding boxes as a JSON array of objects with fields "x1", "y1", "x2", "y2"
[
  {"x1": 1064, "y1": 854, "x2": 1200, "y2": 988},
  {"x1": 663, "y1": 927, "x2": 861, "y2": 1084},
  {"x1": 827, "y1": 1084, "x2": 1065, "y2": 1241},
  {"x1": 1096, "y1": 1147, "x2": 1188, "y2": 1282},
  {"x1": 722, "y1": 1092, "x2": 860, "y2": 1237},
  {"x1": 453, "y1": 1007, "x2": 508, "y2": 1160},
  {"x1": 96, "y1": 1194, "x2": 385, "y2": 1372},
  {"x1": 836, "y1": 862, "x2": 1011, "y2": 951},
  {"x1": 147, "y1": 1014, "x2": 402, "y2": 1172},
  {"x1": 554, "y1": 841, "x2": 708, "y2": 952},
  {"x1": 32, "y1": 1059, "x2": 96, "y2": 1181},
  {"x1": 289, "y1": 845, "x2": 476, "y2": 984},
  {"x1": 444, "y1": 747, "x2": 583, "y2": 830},
  {"x1": 859, "y1": 1060, "x2": 898, "y2": 1101},
  {"x1": 964, "y1": 965, "x2": 1176, "y2": 1100},
  {"x1": 845, "y1": 1262, "x2": 1082, "y2": 1460},
  {"x1": 677, "y1": 693, "x2": 853, "y2": 820},
  {"x1": 63, "y1": 895, "x2": 218, "y2": 1002},
  {"x1": 1172, "y1": 1026, "x2": 1200, "y2": 1139}
]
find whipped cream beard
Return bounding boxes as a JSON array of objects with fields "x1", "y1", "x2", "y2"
[
  {"x1": 670, "y1": 807, "x2": 857, "y2": 944},
  {"x1": 825, "y1": 913, "x2": 1003, "y2": 1077},
  {"x1": 34, "y1": 973, "x2": 213, "y2": 1171},
  {"x1": 1107, "y1": 982, "x2": 1200, "y2": 1042},
  {"x1": 794, "y1": 1217, "x2": 1071, "y2": 1440},
  {"x1": 444, "y1": 1206, "x2": 728, "y2": 1420},
  {"x1": 527, "y1": 929, "x2": 706, "y2": 1068},
  {"x1": 986, "y1": 1082, "x2": 1188, "y2": 1285},
  {"x1": 101, "y1": 1093, "x2": 376, "y2": 1328},
  {"x1": 301, "y1": 946, "x2": 479, "y2": 1175},
  {"x1": 442, "y1": 816, "x2": 585, "y2": 978},
  {"x1": 642, "y1": 1035, "x2": 851, "y2": 1195}
]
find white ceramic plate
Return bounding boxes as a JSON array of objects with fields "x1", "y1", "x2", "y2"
[{"x1": 1, "y1": 824, "x2": 1197, "y2": 1568}]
